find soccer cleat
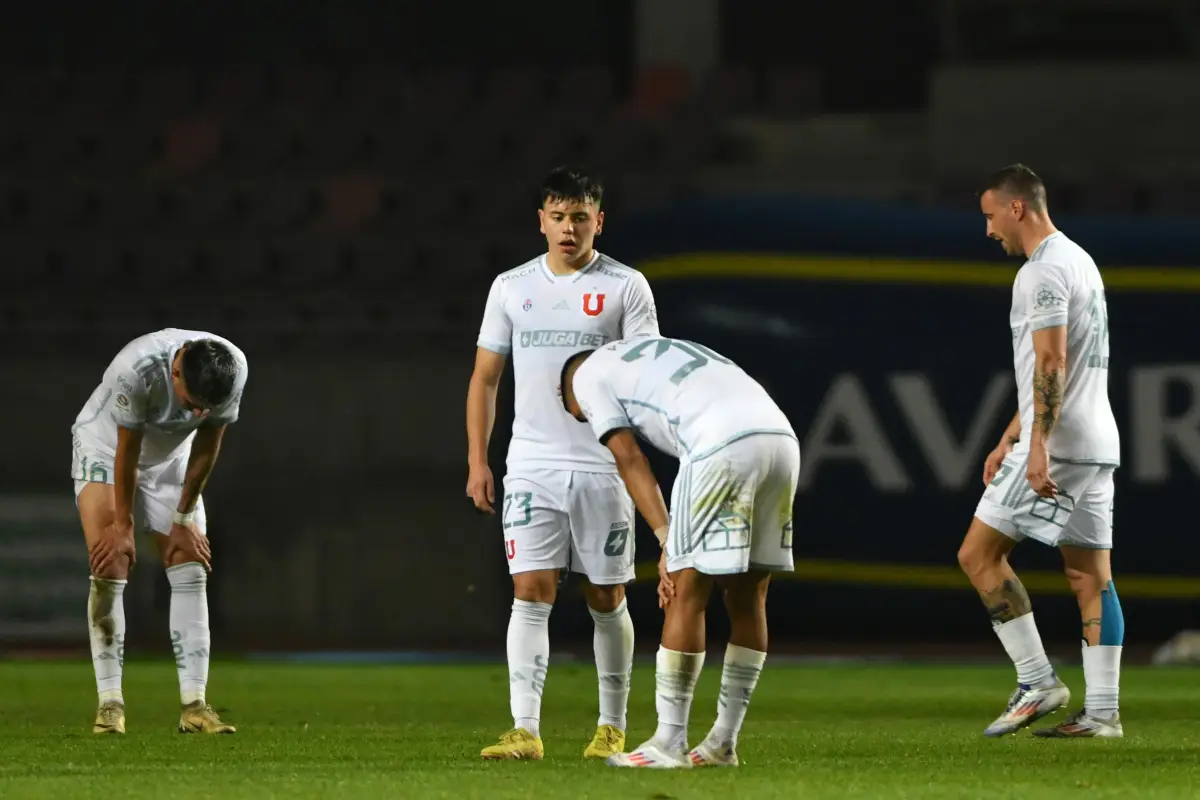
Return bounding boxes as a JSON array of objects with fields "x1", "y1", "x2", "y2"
[
  {"x1": 688, "y1": 739, "x2": 740, "y2": 767},
  {"x1": 480, "y1": 728, "x2": 544, "y2": 760},
  {"x1": 1033, "y1": 710, "x2": 1123, "y2": 739},
  {"x1": 606, "y1": 739, "x2": 691, "y2": 769},
  {"x1": 583, "y1": 724, "x2": 625, "y2": 759},
  {"x1": 93, "y1": 701, "x2": 126, "y2": 734},
  {"x1": 179, "y1": 701, "x2": 236, "y2": 734},
  {"x1": 984, "y1": 678, "x2": 1070, "y2": 737}
]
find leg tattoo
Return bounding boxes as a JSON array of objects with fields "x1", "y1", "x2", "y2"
[{"x1": 980, "y1": 578, "x2": 1033, "y2": 624}]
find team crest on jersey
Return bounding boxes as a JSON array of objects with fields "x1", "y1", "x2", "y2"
[
  {"x1": 522, "y1": 298, "x2": 532, "y2": 312},
  {"x1": 1033, "y1": 283, "x2": 1066, "y2": 311},
  {"x1": 115, "y1": 394, "x2": 129, "y2": 408},
  {"x1": 582, "y1": 293, "x2": 606, "y2": 316}
]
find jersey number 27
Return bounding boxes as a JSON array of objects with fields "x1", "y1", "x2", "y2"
[{"x1": 620, "y1": 338, "x2": 732, "y2": 385}]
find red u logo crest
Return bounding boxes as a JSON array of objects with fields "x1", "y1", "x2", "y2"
[
  {"x1": 583, "y1": 293, "x2": 606, "y2": 316},
  {"x1": 505, "y1": 540, "x2": 516, "y2": 560}
]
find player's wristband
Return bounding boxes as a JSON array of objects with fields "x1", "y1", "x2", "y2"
[
  {"x1": 172, "y1": 509, "x2": 196, "y2": 526},
  {"x1": 653, "y1": 525, "x2": 669, "y2": 548}
]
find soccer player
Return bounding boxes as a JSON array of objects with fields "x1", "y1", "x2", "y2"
[
  {"x1": 466, "y1": 167, "x2": 660, "y2": 760},
  {"x1": 559, "y1": 335, "x2": 799, "y2": 768},
  {"x1": 73, "y1": 329, "x2": 247, "y2": 735},
  {"x1": 957, "y1": 164, "x2": 1123, "y2": 738}
]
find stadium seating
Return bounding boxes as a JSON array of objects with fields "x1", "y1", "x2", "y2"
[{"x1": 2, "y1": 63, "x2": 1196, "y2": 353}]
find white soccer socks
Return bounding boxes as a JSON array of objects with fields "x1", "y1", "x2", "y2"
[
  {"x1": 508, "y1": 599, "x2": 552, "y2": 737},
  {"x1": 994, "y1": 613, "x2": 1057, "y2": 687},
  {"x1": 1082, "y1": 644, "x2": 1122, "y2": 719},
  {"x1": 88, "y1": 577, "x2": 127, "y2": 704},
  {"x1": 590, "y1": 599, "x2": 635, "y2": 731},
  {"x1": 706, "y1": 644, "x2": 766, "y2": 748},
  {"x1": 1083, "y1": 580, "x2": 1124, "y2": 719},
  {"x1": 167, "y1": 562, "x2": 211, "y2": 706},
  {"x1": 651, "y1": 646, "x2": 705, "y2": 752}
]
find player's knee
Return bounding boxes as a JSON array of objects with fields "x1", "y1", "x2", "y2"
[
  {"x1": 1062, "y1": 565, "x2": 1105, "y2": 599},
  {"x1": 1060, "y1": 545, "x2": 1111, "y2": 597},
  {"x1": 90, "y1": 552, "x2": 132, "y2": 581},
  {"x1": 582, "y1": 582, "x2": 625, "y2": 613},
  {"x1": 671, "y1": 569, "x2": 713, "y2": 614},
  {"x1": 957, "y1": 538, "x2": 1003, "y2": 577},
  {"x1": 512, "y1": 571, "x2": 558, "y2": 605},
  {"x1": 161, "y1": 544, "x2": 198, "y2": 569},
  {"x1": 958, "y1": 518, "x2": 1015, "y2": 577},
  {"x1": 956, "y1": 541, "x2": 985, "y2": 575},
  {"x1": 722, "y1": 573, "x2": 769, "y2": 615}
]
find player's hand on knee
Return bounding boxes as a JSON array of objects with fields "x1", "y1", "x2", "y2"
[
  {"x1": 167, "y1": 522, "x2": 212, "y2": 572},
  {"x1": 91, "y1": 520, "x2": 135, "y2": 577},
  {"x1": 466, "y1": 463, "x2": 496, "y2": 514},
  {"x1": 657, "y1": 551, "x2": 675, "y2": 609}
]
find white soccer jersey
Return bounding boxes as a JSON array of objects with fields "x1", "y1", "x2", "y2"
[
  {"x1": 477, "y1": 252, "x2": 659, "y2": 472},
  {"x1": 1010, "y1": 232, "x2": 1119, "y2": 465},
  {"x1": 572, "y1": 335, "x2": 795, "y2": 462},
  {"x1": 72, "y1": 328, "x2": 249, "y2": 468}
]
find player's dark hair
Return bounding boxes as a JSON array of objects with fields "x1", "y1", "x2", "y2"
[
  {"x1": 560, "y1": 349, "x2": 596, "y2": 413},
  {"x1": 181, "y1": 339, "x2": 238, "y2": 408},
  {"x1": 540, "y1": 166, "x2": 603, "y2": 209},
  {"x1": 983, "y1": 163, "x2": 1047, "y2": 211}
]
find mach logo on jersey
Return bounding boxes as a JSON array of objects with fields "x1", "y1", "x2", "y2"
[
  {"x1": 519, "y1": 330, "x2": 611, "y2": 348},
  {"x1": 582, "y1": 293, "x2": 606, "y2": 316}
]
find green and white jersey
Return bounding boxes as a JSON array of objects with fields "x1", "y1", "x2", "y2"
[
  {"x1": 477, "y1": 252, "x2": 658, "y2": 473},
  {"x1": 72, "y1": 328, "x2": 249, "y2": 468},
  {"x1": 1010, "y1": 232, "x2": 1120, "y2": 466},
  {"x1": 573, "y1": 335, "x2": 795, "y2": 463}
]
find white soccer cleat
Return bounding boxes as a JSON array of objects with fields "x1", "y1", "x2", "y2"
[
  {"x1": 1033, "y1": 710, "x2": 1124, "y2": 739},
  {"x1": 606, "y1": 739, "x2": 692, "y2": 769},
  {"x1": 984, "y1": 678, "x2": 1071, "y2": 737},
  {"x1": 688, "y1": 739, "x2": 740, "y2": 767}
]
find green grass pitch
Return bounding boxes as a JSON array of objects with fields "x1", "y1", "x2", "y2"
[{"x1": 1, "y1": 659, "x2": 1197, "y2": 799}]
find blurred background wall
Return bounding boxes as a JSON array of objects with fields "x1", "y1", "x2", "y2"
[{"x1": 2, "y1": 0, "x2": 1198, "y2": 658}]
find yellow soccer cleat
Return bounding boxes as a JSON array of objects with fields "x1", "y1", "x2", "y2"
[
  {"x1": 480, "y1": 728, "x2": 544, "y2": 760},
  {"x1": 178, "y1": 701, "x2": 236, "y2": 734},
  {"x1": 93, "y1": 701, "x2": 126, "y2": 734},
  {"x1": 583, "y1": 724, "x2": 625, "y2": 759}
]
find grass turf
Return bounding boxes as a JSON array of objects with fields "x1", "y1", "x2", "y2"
[{"x1": 1, "y1": 660, "x2": 1197, "y2": 799}]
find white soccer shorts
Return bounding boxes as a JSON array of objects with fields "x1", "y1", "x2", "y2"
[
  {"x1": 72, "y1": 445, "x2": 207, "y2": 536},
  {"x1": 501, "y1": 468, "x2": 635, "y2": 584},
  {"x1": 974, "y1": 451, "x2": 1115, "y2": 549},
  {"x1": 665, "y1": 433, "x2": 799, "y2": 576}
]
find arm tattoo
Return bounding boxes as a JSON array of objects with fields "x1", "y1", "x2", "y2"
[
  {"x1": 1032, "y1": 366, "x2": 1064, "y2": 438},
  {"x1": 979, "y1": 578, "x2": 1033, "y2": 625}
]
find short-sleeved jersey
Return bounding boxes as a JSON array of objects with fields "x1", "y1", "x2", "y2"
[
  {"x1": 572, "y1": 335, "x2": 795, "y2": 463},
  {"x1": 1010, "y1": 232, "x2": 1119, "y2": 465},
  {"x1": 72, "y1": 328, "x2": 249, "y2": 467},
  {"x1": 477, "y1": 252, "x2": 659, "y2": 472}
]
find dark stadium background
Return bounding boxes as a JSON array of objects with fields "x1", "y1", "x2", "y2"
[{"x1": 2, "y1": 1, "x2": 1197, "y2": 663}]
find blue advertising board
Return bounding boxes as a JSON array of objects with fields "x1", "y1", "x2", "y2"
[
  {"x1": 599, "y1": 255, "x2": 1200, "y2": 645},
  {"x1": 555, "y1": 194, "x2": 1200, "y2": 646}
]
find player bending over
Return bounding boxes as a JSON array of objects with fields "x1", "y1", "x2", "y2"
[
  {"x1": 73, "y1": 328, "x2": 247, "y2": 735},
  {"x1": 560, "y1": 335, "x2": 799, "y2": 768},
  {"x1": 467, "y1": 166, "x2": 660, "y2": 760},
  {"x1": 958, "y1": 164, "x2": 1123, "y2": 738}
]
